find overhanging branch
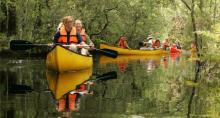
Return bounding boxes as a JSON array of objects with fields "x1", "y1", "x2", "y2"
[
  {"x1": 89, "y1": 5, "x2": 118, "y2": 37},
  {"x1": 181, "y1": 0, "x2": 192, "y2": 11}
]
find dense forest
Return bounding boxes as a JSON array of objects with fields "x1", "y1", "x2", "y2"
[
  {"x1": 1, "y1": 1, "x2": 220, "y2": 117},
  {"x1": 0, "y1": 0, "x2": 220, "y2": 56}
]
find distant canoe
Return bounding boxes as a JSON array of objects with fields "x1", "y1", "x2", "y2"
[
  {"x1": 46, "y1": 45, "x2": 93, "y2": 72},
  {"x1": 46, "y1": 68, "x2": 92, "y2": 100},
  {"x1": 100, "y1": 43, "x2": 168, "y2": 55}
]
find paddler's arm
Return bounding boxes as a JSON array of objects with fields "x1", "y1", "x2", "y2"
[
  {"x1": 86, "y1": 34, "x2": 94, "y2": 47},
  {"x1": 76, "y1": 32, "x2": 84, "y2": 44},
  {"x1": 53, "y1": 31, "x2": 60, "y2": 44},
  {"x1": 125, "y1": 41, "x2": 131, "y2": 49}
]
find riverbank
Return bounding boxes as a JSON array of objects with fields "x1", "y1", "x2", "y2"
[{"x1": 0, "y1": 48, "x2": 48, "y2": 59}]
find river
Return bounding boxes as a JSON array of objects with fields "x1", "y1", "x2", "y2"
[{"x1": 0, "y1": 53, "x2": 219, "y2": 118}]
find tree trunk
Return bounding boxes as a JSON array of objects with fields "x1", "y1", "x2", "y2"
[
  {"x1": 6, "y1": 0, "x2": 9, "y2": 36},
  {"x1": 181, "y1": 0, "x2": 200, "y2": 54},
  {"x1": 213, "y1": 0, "x2": 217, "y2": 26}
]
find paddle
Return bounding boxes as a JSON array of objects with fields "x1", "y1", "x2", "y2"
[
  {"x1": 91, "y1": 48, "x2": 118, "y2": 58},
  {"x1": 9, "y1": 71, "x2": 117, "y2": 94},
  {"x1": 10, "y1": 40, "x2": 50, "y2": 50},
  {"x1": 8, "y1": 84, "x2": 50, "y2": 94},
  {"x1": 95, "y1": 71, "x2": 117, "y2": 81},
  {"x1": 10, "y1": 40, "x2": 118, "y2": 58}
]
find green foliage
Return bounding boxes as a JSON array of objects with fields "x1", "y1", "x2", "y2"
[
  {"x1": 196, "y1": 23, "x2": 220, "y2": 54},
  {"x1": 0, "y1": 11, "x2": 6, "y2": 23},
  {"x1": 0, "y1": 0, "x2": 220, "y2": 52}
]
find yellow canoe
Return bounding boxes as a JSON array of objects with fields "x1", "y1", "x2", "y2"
[
  {"x1": 100, "y1": 43, "x2": 168, "y2": 55},
  {"x1": 46, "y1": 68, "x2": 92, "y2": 100},
  {"x1": 46, "y1": 45, "x2": 93, "y2": 72},
  {"x1": 99, "y1": 55, "x2": 164, "y2": 65}
]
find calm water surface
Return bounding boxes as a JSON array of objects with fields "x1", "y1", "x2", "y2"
[{"x1": 0, "y1": 53, "x2": 220, "y2": 118}]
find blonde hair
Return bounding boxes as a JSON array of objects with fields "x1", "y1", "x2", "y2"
[
  {"x1": 75, "y1": 19, "x2": 83, "y2": 27},
  {"x1": 57, "y1": 22, "x2": 63, "y2": 31},
  {"x1": 62, "y1": 16, "x2": 74, "y2": 26}
]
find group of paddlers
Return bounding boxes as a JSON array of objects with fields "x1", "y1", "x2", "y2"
[
  {"x1": 116, "y1": 32, "x2": 197, "y2": 53},
  {"x1": 53, "y1": 16, "x2": 94, "y2": 55},
  {"x1": 53, "y1": 15, "x2": 197, "y2": 55}
]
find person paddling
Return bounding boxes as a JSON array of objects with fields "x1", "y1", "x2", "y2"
[
  {"x1": 53, "y1": 16, "x2": 87, "y2": 54},
  {"x1": 75, "y1": 19, "x2": 94, "y2": 55},
  {"x1": 117, "y1": 36, "x2": 130, "y2": 49},
  {"x1": 162, "y1": 38, "x2": 170, "y2": 50}
]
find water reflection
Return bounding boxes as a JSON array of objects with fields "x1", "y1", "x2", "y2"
[
  {"x1": 2, "y1": 52, "x2": 220, "y2": 117},
  {"x1": 46, "y1": 68, "x2": 93, "y2": 100},
  {"x1": 99, "y1": 55, "x2": 166, "y2": 73},
  {"x1": 46, "y1": 68, "x2": 117, "y2": 117}
]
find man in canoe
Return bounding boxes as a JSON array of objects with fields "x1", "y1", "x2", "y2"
[
  {"x1": 162, "y1": 38, "x2": 170, "y2": 50},
  {"x1": 117, "y1": 36, "x2": 130, "y2": 49},
  {"x1": 53, "y1": 16, "x2": 90, "y2": 55}
]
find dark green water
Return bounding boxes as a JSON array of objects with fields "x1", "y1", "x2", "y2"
[{"x1": 0, "y1": 54, "x2": 220, "y2": 118}]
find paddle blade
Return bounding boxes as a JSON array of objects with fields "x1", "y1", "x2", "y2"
[
  {"x1": 96, "y1": 71, "x2": 117, "y2": 81},
  {"x1": 96, "y1": 49, "x2": 118, "y2": 58},
  {"x1": 10, "y1": 40, "x2": 34, "y2": 50},
  {"x1": 9, "y1": 84, "x2": 33, "y2": 94}
]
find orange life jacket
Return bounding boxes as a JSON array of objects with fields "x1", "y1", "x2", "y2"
[
  {"x1": 69, "y1": 94, "x2": 77, "y2": 111},
  {"x1": 80, "y1": 28, "x2": 87, "y2": 42},
  {"x1": 57, "y1": 98, "x2": 65, "y2": 112},
  {"x1": 58, "y1": 26, "x2": 78, "y2": 44}
]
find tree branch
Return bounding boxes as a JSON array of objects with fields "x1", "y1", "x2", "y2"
[
  {"x1": 90, "y1": 13, "x2": 109, "y2": 37},
  {"x1": 180, "y1": 0, "x2": 192, "y2": 11},
  {"x1": 89, "y1": 6, "x2": 118, "y2": 37}
]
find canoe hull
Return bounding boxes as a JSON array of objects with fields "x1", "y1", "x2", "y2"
[
  {"x1": 46, "y1": 45, "x2": 93, "y2": 72},
  {"x1": 46, "y1": 68, "x2": 92, "y2": 100},
  {"x1": 100, "y1": 44, "x2": 168, "y2": 55}
]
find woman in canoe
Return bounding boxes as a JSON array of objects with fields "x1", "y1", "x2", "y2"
[
  {"x1": 75, "y1": 19, "x2": 94, "y2": 47},
  {"x1": 75, "y1": 19, "x2": 94, "y2": 55},
  {"x1": 117, "y1": 36, "x2": 131, "y2": 49},
  {"x1": 152, "y1": 39, "x2": 161, "y2": 49},
  {"x1": 53, "y1": 16, "x2": 89, "y2": 55}
]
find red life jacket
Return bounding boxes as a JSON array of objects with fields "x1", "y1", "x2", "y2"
[
  {"x1": 170, "y1": 45, "x2": 180, "y2": 53},
  {"x1": 77, "y1": 84, "x2": 86, "y2": 92},
  {"x1": 118, "y1": 39, "x2": 127, "y2": 48},
  {"x1": 152, "y1": 40, "x2": 160, "y2": 48}
]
